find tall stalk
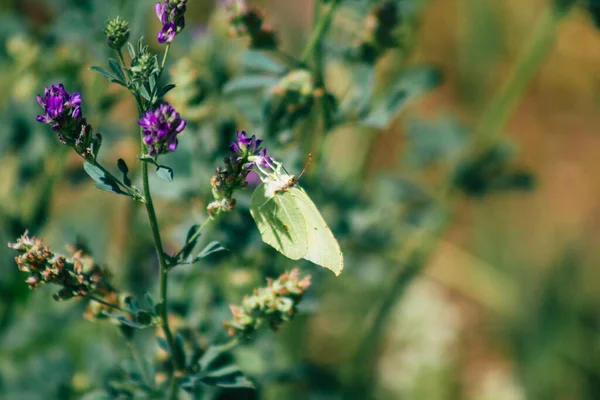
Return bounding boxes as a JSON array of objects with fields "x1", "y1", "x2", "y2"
[
  {"x1": 348, "y1": 2, "x2": 571, "y2": 396},
  {"x1": 136, "y1": 43, "x2": 183, "y2": 400}
]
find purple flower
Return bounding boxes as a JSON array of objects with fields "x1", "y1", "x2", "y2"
[
  {"x1": 155, "y1": 0, "x2": 187, "y2": 44},
  {"x1": 138, "y1": 103, "x2": 186, "y2": 156},
  {"x1": 229, "y1": 130, "x2": 262, "y2": 155},
  {"x1": 229, "y1": 130, "x2": 273, "y2": 169},
  {"x1": 36, "y1": 84, "x2": 82, "y2": 131}
]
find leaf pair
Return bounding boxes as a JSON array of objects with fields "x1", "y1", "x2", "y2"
[
  {"x1": 181, "y1": 345, "x2": 254, "y2": 391},
  {"x1": 83, "y1": 160, "x2": 142, "y2": 200}
]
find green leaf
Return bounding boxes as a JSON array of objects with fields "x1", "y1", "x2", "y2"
[
  {"x1": 242, "y1": 50, "x2": 286, "y2": 74},
  {"x1": 139, "y1": 85, "x2": 151, "y2": 101},
  {"x1": 182, "y1": 346, "x2": 254, "y2": 391},
  {"x1": 157, "y1": 84, "x2": 176, "y2": 99},
  {"x1": 195, "y1": 241, "x2": 227, "y2": 259},
  {"x1": 404, "y1": 116, "x2": 468, "y2": 167},
  {"x1": 154, "y1": 300, "x2": 164, "y2": 317},
  {"x1": 223, "y1": 75, "x2": 279, "y2": 94},
  {"x1": 137, "y1": 37, "x2": 144, "y2": 53},
  {"x1": 149, "y1": 74, "x2": 157, "y2": 95},
  {"x1": 83, "y1": 161, "x2": 128, "y2": 196},
  {"x1": 91, "y1": 134, "x2": 102, "y2": 159},
  {"x1": 200, "y1": 366, "x2": 254, "y2": 389},
  {"x1": 362, "y1": 65, "x2": 442, "y2": 129},
  {"x1": 117, "y1": 158, "x2": 132, "y2": 187},
  {"x1": 108, "y1": 58, "x2": 126, "y2": 84},
  {"x1": 144, "y1": 293, "x2": 155, "y2": 310},
  {"x1": 91, "y1": 66, "x2": 117, "y2": 82},
  {"x1": 156, "y1": 165, "x2": 173, "y2": 182},
  {"x1": 117, "y1": 316, "x2": 146, "y2": 329},
  {"x1": 103, "y1": 312, "x2": 146, "y2": 329},
  {"x1": 156, "y1": 337, "x2": 170, "y2": 352},
  {"x1": 180, "y1": 224, "x2": 201, "y2": 260},
  {"x1": 135, "y1": 311, "x2": 153, "y2": 326},
  {"x1": 124, "y1": 296, "x2": 139, "y2": 312},
  {"x1": 127, "y1": 42, "x2": 136, "y2": 60}
]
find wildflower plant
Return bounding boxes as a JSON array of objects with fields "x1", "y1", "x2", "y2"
[
  {"x1": 4, "y1": 0, "x2": 582, "y2": 398},
  {"x1": 8, "y1": 1, "x2": 354, "y2": 398}
]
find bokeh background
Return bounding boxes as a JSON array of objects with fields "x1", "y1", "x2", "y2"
[{"x1": 1, "y1": 0, "x2": 600, "y2": 399}]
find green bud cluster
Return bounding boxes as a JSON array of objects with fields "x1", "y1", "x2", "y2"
[
  {"x1": 130, "y1": 49, "x2": 160, "y2": 85},
  {"x1": 104, "y1": 16, "x2": 130, "y2": 51},
  {"x1": 223, "y1": 269, "x2": 312, "y2": 338}
]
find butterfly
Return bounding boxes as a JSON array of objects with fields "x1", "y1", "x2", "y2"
[{"x1": 249, "y1": 155, "x2": 343, "y2": 276}]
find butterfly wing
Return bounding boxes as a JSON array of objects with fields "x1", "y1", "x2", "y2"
[
  {"x1": 291, "y1": 187, "x2": 344, "y2": 275},
  {"x1": 250, "y1": 183, "x2": 308, "y2": 260}
]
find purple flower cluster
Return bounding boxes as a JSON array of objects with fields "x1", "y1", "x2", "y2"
[
  {"x1": 155, "y1": 0, "x2": 187, "y2": 44},
  {"x1": 36, "y1": 84, "x2": 82, "y2": 131},
  {"x1": 229, "y1": 131, "x2": 273, "y2": 169},
  {"x1": 36, "y1": 83, "x2": 101, "y2": 158},
  {"x1": 138, "y1": 103, "x2": 187, "y2": 156},
  {"x1": 208, "y1": 131, "x2": 272, "y2": 216}
]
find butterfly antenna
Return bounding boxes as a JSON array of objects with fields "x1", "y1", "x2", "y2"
[{"x1": 297, "y1": 154, "x2": 313, "y2": 180}]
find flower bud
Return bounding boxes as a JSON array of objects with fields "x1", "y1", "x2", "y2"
[
  {"x1": 8, "y1": 232, "x2": 118, "y2": 313},
  {"x1": 130, "y1": 49, "x2": 160, "y2": 85},
  {"x1": 104, "y1": 16, "x2": 130, "y2": 50},
  {"x1": 208, "y1": 131, "x2": 272, "y2": 216},
  {"x1": 155, "y1": 0, "x2": 188, "y2": 44},
  {"x1": 223, "y1": 269, "x2": 311, "y2": 338}
]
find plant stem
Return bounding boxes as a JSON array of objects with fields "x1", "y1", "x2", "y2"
[
  {"x1": 217, "y1": 337, "x2": 240, "y2": 353},
  {"x1": 300, "y1": 0, "x2": 340, "y2": 63},
  {"x1": 127, "y1": 341, "x2": 154, "y2": 389},
  {"x1": 474, "y1": 4, "x2": 565, "y2": 154},
  {"x1": 348, "y1": 3, "x2": 571, "y2": 396},
  {"x1": 161, "y1": 44, "x2": 171, "y2": 70},
  {"x1": 351, "y1": 210, "x2": 450, "y2": 374},
  {"x1": 88, "y1": 295, "x2": 133, "y2": 315},
  {"x1": 167, "y1": 376, "x2": 179, "y2": 400},
  {"x1": 117, "y1": 49, "x2": 128, "y2": 72},
  {"x1": 141, "y1": 161, "x2": 182, "y2": 376},
  {"x1": 307, "y1": 0, "x2": 334, "y2": 180}
]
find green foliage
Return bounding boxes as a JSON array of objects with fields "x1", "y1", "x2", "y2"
[{"x1": 0, "y1": 0, "x2": 594, "y2": 399}]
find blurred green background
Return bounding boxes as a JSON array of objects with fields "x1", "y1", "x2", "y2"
[{"x1": 1, "y1": 0, "x2": 600, "y2": 399}]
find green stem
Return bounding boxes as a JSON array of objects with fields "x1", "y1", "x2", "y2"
[
  {"x1": 308, "y1": 0, "x2": 334, "y2": 180},
  {"x1": 475, "y1": 4, "x2": 565, "y2": 153},
  {"x1": 351, "y1": 211, "x2": 450, "y2": 373},
  {"x1": 158, "y1": 44, "x2": 171, "y2": 82},
  {"x1": 116, "y1": 48, "x2": 134, "y2": 87},
  {"x1": 217, "y1": 337, "x2": 240, "y2": 353},
  {"x1": 167, "y1": 376, "x2": 179, "y2": 400},
  {"x1": 88, "y1": 295, "x2": 133, "y2": 315},
  {"x1": 300, "y1": 0, "x2": 340, "y2": 63},
  {"x1": 161, "y1": 44, "x2": 171, "y2": 70},
  {"x1": 348, "y1": 4, "x2": 571, "y2": 397},
  {"x1": 127, "y1": 341, "x2": 154, "y2": 389},
  {"x1": 141, "y1": 161, "x2": 182, "y2": 375}
]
